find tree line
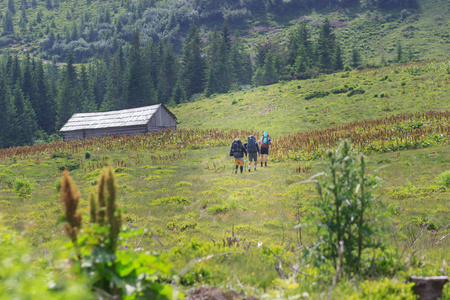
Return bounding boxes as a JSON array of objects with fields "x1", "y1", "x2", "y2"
[{"x1": 1, "y1": 20, "x2": 366, "y2": 149}]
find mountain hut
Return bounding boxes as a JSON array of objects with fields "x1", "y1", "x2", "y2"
[{"x1": 59, "y1": 104, "x2": 177, "y2": 141}]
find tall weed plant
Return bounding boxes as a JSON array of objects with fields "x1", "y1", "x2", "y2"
[
  {"x1": 59, "y1": 169, "x2": 182, "y2": 299},
  {"x1": 312, "y1": 140, "x2": 380, "y2": 274}
]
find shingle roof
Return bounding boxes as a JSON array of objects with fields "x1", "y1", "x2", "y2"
[{"x1": 60, "y1": 104, "x2": 173, "y2": 132}]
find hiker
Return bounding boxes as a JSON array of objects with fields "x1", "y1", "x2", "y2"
[
  {"x1": 230, "y1": 138, "x2": 247, "y2": 174},
  {"x1": 259, "y1": 131, "x2": 272, "y2": 167},
  {"x1": 244, "y1": 135, "x2": 260, "y2": 172}
]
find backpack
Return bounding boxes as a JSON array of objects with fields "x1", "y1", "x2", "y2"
[
  {"x1": 247, "y1": 135, "x2": 257, "y2": 153},
  {"x1": 261, "y1": 131, "x2": 270, "y2": 148},
  {"x1": 231, "y1": 139, "x2": 243, "y2": 158}
]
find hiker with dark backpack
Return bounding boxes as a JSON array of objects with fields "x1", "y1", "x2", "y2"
[
  {"x1": 244, "y1": 135, "x2": 260, "y2": 172},
  {"x1": 230, "y1": 138, "x2": 247, "y2": 174},
  {"x1": 259, "y1": 131, "x2": 272, "y2": 167}
]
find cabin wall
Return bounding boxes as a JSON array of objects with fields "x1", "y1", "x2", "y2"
[
  {"x1": 84, "y1": 125, "x2": 148, "y2": 138},
  {"x1": 62, "y1": 130, "x2": 84, "y2": 141},
  {"x1": 62, "y1": 125, "x2": 148, "y2": 141},
  {"x1": 147, "y1": 107, "x2": 177, "y2": 132}
]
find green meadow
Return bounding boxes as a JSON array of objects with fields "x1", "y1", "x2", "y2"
[
  {"x1": 173, "y1": 60, "x2": 450, "y2": 135},
  {"x1": 0, "y1": 61, "x2": 449, "y2": 298}
]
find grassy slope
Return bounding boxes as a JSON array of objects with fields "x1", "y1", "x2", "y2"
[{"x1": 172, "y1": 60, "x2": 450, "y2": 136}]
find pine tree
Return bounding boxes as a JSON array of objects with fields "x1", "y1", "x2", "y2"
[
  {"x1": 0, "y1": 77, "x2": 18, "y2": 148},
  {"x1": 56, "y1": 80, "x2": 76, "y2": 131},
  {"x1": 157, "y1": 43, "x2": 178, "y2": 104},
  {"x1": 252, "y1": 67, "x2": 264, "y2": 87},
  {"x1": 3, "y1": 10, "x2": 15, "y2": 35},
  {"x1": 231, "y1": 41, "x2": 252, "y2": 86},
  {"x1": 6, "y1": 55, "x2": 22, "y2": 87},
  {"x1": 124, "y1": 31, "x2": 147, "y2": 108},
  {"x1": 47, "y1": 57, "x2": 60, "y2": 108},
  {"x1": 287, "y1": 22, "x2": 311, "y2": 67},
  {"x1": 34, "y1": 59, "x2": 56, "y2": 133},
  {"x1": 46, "y1": 0, "x2": 53, "y2": 10},
  {"x1": 36, "y1": 10, "x2": 43, "y2": 24},
  {"x1": 169, "y1": 76, "x2": 186, "y2": 105},
  {"x1": 65, "y1": 49, "x2": 78, "y2": 86},
  {"x1": 71, "y1": 21, "x2": 79, "y2": 41},
  {"x1": 8, "y1": 0, "x2": 16, "y2": 14},
  {"x1": 293, "y1": 46, "x2": 310, "y2": 79},
  {"x1": 216, "y1": 24, "x2": 235, "y2": 92},
  {"x1": 263, "y1": 51, "x2": 278, "y2": 85},
  {"x1": 21, "y1": 53, "x2": 36, "y2": 109},
  {"x1": 19, "y1": 12, "x2": 28, "y2": 32},
  {"x1": 205, "y1": 28, "x2": 220, "y2": 96},
  {"x1": 351, "y1": 46, "x2": 361, "y2": 69},
  {"x1": 116, "y1": 45, "x2": 126, "y2": 75},
  {"x1": 144, "y1": 42, "x2": 161, "y2": 95},
  {"x1": 182, "y1": 24, "x2": 206, "y2": 99},
  {"x1": 88, "y1": 25, "x2": 96, "y2": 42},
  {"x1": 56, "y1": 49, "x2": 79, "y2": 130},
  {"x1": 205, "y1": 24, "x2": 235, "y2": 95},
  {"x1": 101, "y1": 58, "x2": 123, "y2": 111},
  {"x1": 79, "y1": 65, "x2": 97, "y2": 112},
  {"x1": 91, "y1": 59, "x2": 107, "y2": 109},
  {"x1": 334, "y1": 43, "x2": 344, "y2": 71},
  {"x1": 12, "y1": 83, "x2": 37, "y2": 145},
  {"x1": 407, "y1": 45, "x2": 414, "y2": 62},
  {"x1": 254, "y1": 39, "x2": 277, "y2": 69},
  {"x1": 316, "y1": 18, "x2": 335, "y2": 71}
]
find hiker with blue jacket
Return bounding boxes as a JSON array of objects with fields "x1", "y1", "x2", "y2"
[
  {"x1": 230, "y1": 138, "x2": 247, "y2": 174},
  {"x1": 259, "y1": 131, "x2": 272, "y2": 167},
  {"x1": 244, "y1": 135, "x2": 260, "y2": 172}
]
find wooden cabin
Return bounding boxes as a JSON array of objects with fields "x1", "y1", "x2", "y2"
[{"x1": 60, "y1": 104, "x2": 177, "y2": 141}]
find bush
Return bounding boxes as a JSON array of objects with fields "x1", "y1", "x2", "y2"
[
  {"x1": 51, "y1": 152, "x2": 73, "y2": 159},
  {"x1": 85, "y1": 151, "x2": 91, "y2": 159},
  {"x1": 305, "y1": 90, "x2": 329, "y2": 100},
  {"x1": 55, "y1": 179, "x2": 61, "y2": 191},
  {"x1": 180, "y1": 220, "x2": 198, "y2": 231},
  {"x1": 347, "y1": 88, "x2": 365, "y2": 97},
  {"x1": 350, "y1": 278, "x2": 416, "y2": 299},
  {"x1": 14, "y1": 178, "x2": 32, "y2": 198},
  {"x1": 206, "y1": 205, "x2": 228, "y2": 214},
  {"x1": 436, "y1": 170, "x2": 450, "y2": 187},
  {"x1": 58, "y1": 160, "x2": 80, "y2": 171},
  {"x1": 166, "y1": 222, "x2": 176, "y2": 230},
  {"x1": 401, "y1": 9, "x2": 411, "y2": 20},
  {"x1": 153, "y1": 196, "x2": 190, "y2": 205},
  {"x1": 331, "y1": 87, "x2": 349, "y2": 94}
]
